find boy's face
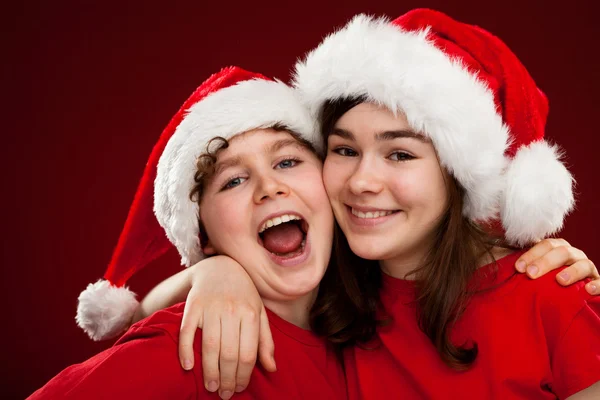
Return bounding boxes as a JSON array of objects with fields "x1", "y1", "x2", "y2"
[{"x1": 199, "y1": 129, "x2": 334, "y2": 302}]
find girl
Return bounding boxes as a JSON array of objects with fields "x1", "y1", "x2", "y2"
[{"x1": 293, "y1": 8, "x2": 600, "y2": 398}]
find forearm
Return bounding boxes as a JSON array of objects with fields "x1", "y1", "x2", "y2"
[{"x1": 132, "y1": 266, "x2": 194, "y2": 323}]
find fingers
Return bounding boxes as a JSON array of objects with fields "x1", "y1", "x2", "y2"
[
  {"x1": 235, "y1": 310, "x2": 260, "y2": 393},
  {"x1": 585, "y1": 278, "x2": 600, "y2": 295},
  {"x1": 218, "y1": 312, "x2": 240, "y2": 400},
  {"x1": 257, "y1": 306, "x2": 276, "y2": 372},
  {"x1": 515, "y1": 238, "x2": 572, "y2": 274},
  {"x1": 556, "y1": 259, "x2": 599, "y2": 285},
  {"x1": 179, "y1": 299, "x2": 204, "y2": 370},
  {"x1": 528, "y1": 245, "x2": 587, "y2": 279},
  {"x1": 202, "y1": 310, "x2": 222, "y2": 393}
]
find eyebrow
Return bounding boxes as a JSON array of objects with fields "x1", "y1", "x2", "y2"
[
  {"x1": 213, "y1": 156, "x2": 243, "y2": 178},
  {"x1": 267, "y1": 138, "x2": 306, "y2": 153},
  {"x1": 331, "y1": 128, "x2": 428, "y2": 143},
  {"x1": 376, "y1": 130, "x2": 428, "y2": 142},
  {"x1": 213, "y1": 138, "x2": 306, "y2": 178}
]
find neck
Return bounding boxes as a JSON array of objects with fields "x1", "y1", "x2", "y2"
[
  {"x1": 380, "y1": 244, "x2": 515, "y2": 281},
  {"x1": 379, "y1": 244, "x2": 431, "y2": 280},
  {"x1": 262, "y1": 288, "x2": 318, "y2": 330}
]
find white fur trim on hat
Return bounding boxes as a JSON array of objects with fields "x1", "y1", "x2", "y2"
[
  {"x1": 501, "y1": 141, "x2": 574, "y2": 246},
  {"x1": 154, "y1": 79, "x2": 318, "y2": 266},
  {"x1": 293, "y1": 15, "x2": 509, "y2": 223},
  {"x1": 76, "y1": 280, "x2": 139, "y2": 341}
]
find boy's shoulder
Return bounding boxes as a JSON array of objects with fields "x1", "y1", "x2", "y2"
[{"x1": 119, "y1": 302, "x2": 196, "y2": 349}]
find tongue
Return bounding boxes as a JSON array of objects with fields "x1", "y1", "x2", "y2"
[{"x1": 262, "y1": 223, "x2": 304, "y2": 254}]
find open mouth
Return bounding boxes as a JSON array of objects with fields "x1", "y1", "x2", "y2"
[{"x1": 258, "y1": 213, "x2": 309, "y2": 260}]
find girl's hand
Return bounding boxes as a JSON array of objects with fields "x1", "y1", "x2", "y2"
[
  {"x1": 179, "y1": 256, "x2": 276, "y2": 399},
  {"x1": 516, "y1": 238, "x2": 599, "y2": 295}
]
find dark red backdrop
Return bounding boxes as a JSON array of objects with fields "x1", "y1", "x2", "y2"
[{"x1": 4, "y1": 1, "x2": 599, "y2": 398}]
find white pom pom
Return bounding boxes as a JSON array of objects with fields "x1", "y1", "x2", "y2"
[
  {"x1": 76, "y1": 280, "x2": 139, "y2": 341},
  {"x1": 501, "y1": 141, "x2": 575, "y2": 246}
]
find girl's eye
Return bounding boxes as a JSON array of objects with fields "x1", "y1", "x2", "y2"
[
  {"x1": 333, "y1": 147, "x2": 358, "y2": 157},
  {"x1": 389, "y1": 151, "x2": 414, "y2": 162},
  {"x1": 276, "y1": 158, "x2": 300, "y2": 169},
  {"x1": 222, "y1": 176, "x2": 246, "y2": 190}
]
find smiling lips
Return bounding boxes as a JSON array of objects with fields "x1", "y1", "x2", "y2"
[
  {"x1": 351, "y1": 208, "x2": 395, "y2": 219},
  {"x1": 345, "y1": 205, "x2": 400, "y2": 226}
]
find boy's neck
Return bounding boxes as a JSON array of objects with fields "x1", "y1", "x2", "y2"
[{"x1": 262, "y1": 288, "x2": 318, "y2": 330}]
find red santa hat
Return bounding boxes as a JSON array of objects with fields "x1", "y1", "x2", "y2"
[
  {"x1": 293, "y1": 8, "x2": 574, "y2": 246},
  {"x1": 76, "y1": 66, "x2": 319, "y2": 341}
]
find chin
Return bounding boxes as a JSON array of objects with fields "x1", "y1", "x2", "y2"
[
  {"x1": 344, "y1": 236, "x2": 385, "y2": 261},
  {"x1": 280, "y1": 271, "x2": 324, "y2": 297}
]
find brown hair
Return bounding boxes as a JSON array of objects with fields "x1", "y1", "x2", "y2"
[{"x1": 318, "y1": 97, "x2": 511, "y2": 369}]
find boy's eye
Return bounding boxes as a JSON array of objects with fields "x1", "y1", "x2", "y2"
[
  {"x1": 333, "y1": 147, "x2": 358, "y2": 157},
  {"x1": 222, "y1": 176, "x2": 246, "y2": 190},
  {"x1": 276, "y1": 158, "x2": 300, "y2": 169},
  {"x1": 388, "y1": 151, "x2": 414, "y2": 162}
]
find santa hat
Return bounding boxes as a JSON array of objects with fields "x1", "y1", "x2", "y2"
[
  {"x1": 293, "y1": 8, "x2": 574, "y2": 246},
  {"x1": 76, "y1": 66, "x2": 319, "y2": 341}
]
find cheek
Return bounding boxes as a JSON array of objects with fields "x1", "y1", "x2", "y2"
[
  {"x1": 296, "y1": 168, "x2": 330, "y2": 207},
  {"x1": 200, "y1": 197, "x2": 247, "y2": 247},
  {"x1": 323, "y1": 157, "x2": 345, "y2": 199},
  {"x1": 387, "y1": 164, "x2": 447, "y2": 207}
]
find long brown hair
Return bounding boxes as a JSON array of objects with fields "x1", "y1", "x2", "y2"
[{"x1": 317, "y1": 97, "x2": 509, "y2": 369}]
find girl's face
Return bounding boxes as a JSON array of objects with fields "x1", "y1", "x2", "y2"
[
  {"x1": 200, "y1": 129, "x2": 334, "y2": 302},
  {"x1": 322, "y1": 102, "x2": 449, "y2": 272}
]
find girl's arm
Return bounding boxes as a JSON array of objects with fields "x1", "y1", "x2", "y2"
[{"x1": 134, "y1": 255, "x2": 275, "y2": 400}]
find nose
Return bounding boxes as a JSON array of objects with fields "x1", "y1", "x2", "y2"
[
  {"x1": 253, "y1": 173, "x2": 290, "y2": 203},
  {"x1": 347, "y1": 156, "x2": 384, "y2": 195}
]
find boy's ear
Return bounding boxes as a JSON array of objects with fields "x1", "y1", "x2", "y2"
[
  {"x1": 199, "y1": 221, "x2": 217, "y2": 255},
  {"x1": 202, "y1": 240, "x2": 217, "y2": 256}
]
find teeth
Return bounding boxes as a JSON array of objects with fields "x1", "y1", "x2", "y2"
[
  {"x1": 259, "y1": 214, "x2": 302, "y2": 233},
  {"x1": 351, "y1": 208, "x2": 394, "y2": 219}
]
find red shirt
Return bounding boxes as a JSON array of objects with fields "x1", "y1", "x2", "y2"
[
  {"x1": 29, "y1": 303, "x2": 348, "y2": 400},
  {"x1": 345, "y1": 251, "x2": 600, "y2": 399}
]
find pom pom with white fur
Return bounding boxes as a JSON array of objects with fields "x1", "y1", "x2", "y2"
[
  {"x1": 76, "y1": 280, "x2": 139, "y2": 341},
  {"x1": 501, "y1": 141, "x2": 575, "y2": 246}
]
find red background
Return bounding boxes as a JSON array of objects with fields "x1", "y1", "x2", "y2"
[{"x1": 4, "y1": 1, "x2": 599, "y2": 398}]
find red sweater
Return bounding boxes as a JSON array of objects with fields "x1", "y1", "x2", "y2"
[
  {"x1": 29, "y1": 304, "x2": 348, "y2": 399},
  {"x1": 345, "y1": 251, "x2": 600, "y2": 399}
]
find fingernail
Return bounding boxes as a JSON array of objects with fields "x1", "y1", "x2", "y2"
[
  {"x1": 588, "y1": 283, "x2": 597, "y2": 294},
  {"x1": 220, "y1": 390, "x2": 233, "y2": 400},
  {"x1": 558, "y1": 271, "x2": 570, "y2": 283},
  {"x1": 207, "y1": 381, "x2": 218, "y2": 392},
  {"x1": 182, "y1": 359, "x2": 193, "y2": 370},
  {"x1": 235, "y1": 385, "x2": 245, "y2": 393},
  {"x1": 516, "y1": 260, "x2": 526, "y2": 272},
  {"x1": 527, "y1": 265, "x2": 538, "y2": 277}
]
